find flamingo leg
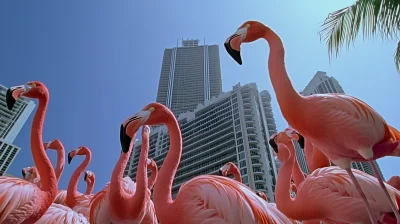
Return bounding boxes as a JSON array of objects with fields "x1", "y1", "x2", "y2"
[
  {"x1": 370, "y1": 160, "x2": 400, "y2": 223},
  {"x1": 346, "y1": 168, "x2": 378, "y2": 223}
]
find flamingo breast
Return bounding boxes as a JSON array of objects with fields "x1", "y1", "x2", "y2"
[{"x1": 35, "y1": 203, "x2": 89, "y2": 223}]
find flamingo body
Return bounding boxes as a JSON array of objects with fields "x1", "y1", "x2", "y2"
[
  {"x1": 54, "y1": 190, "x2": 67, "y2": 205},
  {"x1": 0, "y1": 177, "x2": 52, "y2": 223},
  {"x1": 90, "y1": 177, "x2": 157, "y2": 224},
  {"x1": 171, "y1": 175, "x2": 298, "y2": 224},
  {"x1": 36, "y1": 203, "x2": 89, "y2": 223}
]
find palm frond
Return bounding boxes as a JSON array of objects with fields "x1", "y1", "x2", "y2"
[
  {"x1": 394, "y1": 40, "x2": 400, "y2": 72},
  {"x1": 318, "y1": 0, "x2": 381, "y2": 60},
  {"x1": 379, "y1": 0, "x2": 400, "y2": 39}
]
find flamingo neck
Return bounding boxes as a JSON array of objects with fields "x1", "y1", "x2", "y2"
[
  {"x1": 260, "y1": 26, "x2": 304, "y2": 125},
  {"x1": 148, "y1": 165, "x2": 158, "y2": 190},
  {"x1": 129, "y1": 131, "x2": 150, "y2": 218},
  {"x1": 153, "y1": 112, "x2": 181, "y2": 218},
  {"x1": 31, "y1": 95, "x2": 57, "y2": 196},
  {"x1": 54, "y1": 145, "x2": 65, "y2": 182},
  {"x1": 284, "y1": 141, "x2": 305, "y2": 186},
  {"x1": 85, "y1": 179, "x2": 94, "y2": 195},
  {"x1": 66, "y1": 150, "x2": 91, "y2": 208},
  {"x1": 230, "y1": 165, "x2": 242, "y2": 182}
]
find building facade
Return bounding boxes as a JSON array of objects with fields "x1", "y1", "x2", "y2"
[
  {"x1": 0, "y1": 84, "x2": 35, "y2": 176},
  {"x1": 125, "y1": 83, "x2": 279, "y2": 201},
  {"x1": 156, "y1": 39, "x2": 223, "y2": 116},
  {"x1": 297, "y1": 71, "x2": 383, "y2": 177},
  {"x1": 0, "y1": 139, "x2": 21, "y2": 176}
]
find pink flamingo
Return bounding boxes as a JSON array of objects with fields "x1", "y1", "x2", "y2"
[
  {"x1": 35, "y1": 203, "x2": 89, "y2": 223},
  {"x1": 22, "y1": 166, "x2": 41, "y2": 187},
  {"x1": 89, "y1": 125, "x2": 157, "y2": 224},
  {"x1": 22, "y1": 139, "x2": 68, "y2": 205},
  {"x1": 66, "y1": 146, "x2": 93, "y2": 217},
  {"x1": 218, "y1": 162, "x2": 269, "y2": 201},
  {"x1": 126, "y1": 103, "x2": 301, "y2": 224},
  {"x1": 388, "y1": 176, "x2": 400, "y2": 191},
  {"x1": 84, "y1": 171, "x2": 96, "y2": 195},
  {"x1": 0, "y1": 81, "x2": 57, "y2": 223},
  {"x1": 271, "y1": 128, "x2": 400, "y2": 223},
  {"x1": 224, "y1": 20, "x2": 400, "y2": 223},
  {"x1": 147, "y1": 159, "x2": 158, "y2": 190}
]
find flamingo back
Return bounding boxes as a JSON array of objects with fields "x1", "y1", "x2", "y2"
[
  {"x1": 0, "y1": 177, "x2": 41, "y2": 223},
  {"x1": 72, "y1": 194, "x2": 93, "y2": 218},
  {"x1": 176, "y1": 175, "x2": 290, "y2": 224},
  {"x1": 54, "y1": 189, "x2": 67, "y2": 205},
  {"x1": 35, "y1": 203, "x2": 89, "y2": 224},
  {"x1": 301, "y1": 167, "x2": 399, "y2": 222}
]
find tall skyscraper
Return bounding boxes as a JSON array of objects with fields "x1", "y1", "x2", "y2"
[
  {"x1": 156, "y1": 39, "x2": 223, "y2": 116},
  {"x1": 125, "y1": 83, "x2": 279, "y2": 201},
  {"x1": 296, "y1": 71, "x2": 383, "y2": 177},
  {"x1": 0, "y1": 84, "x2": 35, "y2": 175}
]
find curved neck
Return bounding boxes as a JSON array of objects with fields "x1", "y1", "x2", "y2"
[
  {"x1": 153, "y1": 112, "x2": 182, "y2": 218},
  {"x1": 66, "y1": 150, "x2": 91, "y2": 208},
  {"x1": 148, "y1": 165, "x2": 158, "y2": 190},
  {"x1": 85, "y1": 179, "x2": 95, "y2": 195},
  {"x1": 284, "y1": 141, "x2": 305, "y2": 186},
  {"x1": 229, "y1": 165, "x2": 242, "y2": 182},
  {"x1": 129, "y1": 132, "x2": 150, "y2": 216},
  {"x1": 31, "y1": 96, "x2": 57, "y2": 196},
  {"x1": 54, "y1": 145, "x2": 65, "y2": 182},
  {"x1": 109, "y1": 136, "x2": 136, "y2": 215},
  {"x1": 261, "y1": 26, "x2": 304, "y2": 124}
]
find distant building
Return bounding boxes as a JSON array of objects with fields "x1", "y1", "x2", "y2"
[
  {"x1": 156, "y1": 39, "x2": 223, "y2": 116},
  {"x1": 0, "y1": 84, "x2": 36, "y2": 176},
  {"x1": 298, "y1": 71, "x2": 383, "y2": 177},
  {"x1": 126, "y1": 83, "x2": 279, "y2": 201},
  {"x1": 0, "y1": 140, "x2": 21, "y2": 176}
]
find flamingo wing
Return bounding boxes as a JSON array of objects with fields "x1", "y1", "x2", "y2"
[
  {"x1": 72, "y1": 194, "x2": 93, "y2": 218},
  {"x1": 0, "y1": 177, "x2": 39, "y2": 223},
  {"x1": 36, "y1": 203, "x2": 89, "y2": 224},
  {"x1": 54, "y1": 189, "x2": 67, "y2": 204},
  {"x1": 89, "y1": 183, "x2": 110, "y2": 224},
  {"x1": 175, "y1": 175, "x2": 290, "y2": 224},
  {"x1": 301, "y1": 167, "x2": 398, "y2": 222},
  {"x1": 305, "y1": 94, "x2": 390, "y2": 158}
]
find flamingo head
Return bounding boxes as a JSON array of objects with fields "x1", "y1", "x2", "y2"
[
  {"x1": 21, "y1": 166, "x2": 37, "y2": 179},
  {"x1": 84, "y1": 170, "x2": 95, "y2": 182},
  {"x1": 218, "y1": 162, "x2": 235, "y2": 177},
  {"x1": 6, "y1": 81, "x2": 48, "y2": 110},
  {"x1": 225, "y1": 21, "x2": 266, "y2": 65},
  {"x1": 67, "y1": 146, "x2": 88, "y2": 164},
  {"x1": 21, "y1": 167, "x2": 29, "y2": 178},
  {"x1": 147, "y1": 158, "x2": 157, "y2": 169},
  {"x1": 121, "y1": 102, "x2": 171, "y2": 153},
  {"x1": 255, "y1": 191, "x2": 268, "y2": 201},
  {"x1": 268, "y1": 128, "x2": 304, "y2": 153},
  {"x1": 44, "y1": 139, "x2": 62, "y2": 151}
]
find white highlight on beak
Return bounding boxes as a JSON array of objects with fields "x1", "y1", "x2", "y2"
[
  {"x1": 235, "y1": 26, "x2": 248, "y2": 41},
  {"x1": 147, "y1": 159, "x2": 152, "y2": 165}
]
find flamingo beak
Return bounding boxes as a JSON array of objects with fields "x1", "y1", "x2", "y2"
[
  {"x1": 6, "y1": 85, "x2": 29, "y2": 110},
  {"x1": 120, "y1": 120, "x2": 141, "y2": 154},
  {"x1": 218, "y1": 169, "x2": 224, "y2": 176},
  {"x1": 21, "y1": 169, "x2": 26, "y2": 178},
  {"x1": 269, "y1": 136, "x2": 278, "y2": 153},
  {"x1": 224, "y1": 26, "x2": 248, "y2": 65},
  {"x1": 296, "y1": 133, "x2": 305, "y2": 149},
  {"x1": 84, "y1": 172, "x2": 88, "y2": 181},
  {"x1": 67, "y1": 152, "x2": 73, "y2": 164}
]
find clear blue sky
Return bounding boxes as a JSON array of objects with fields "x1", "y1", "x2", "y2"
[{"x1": 0, "y1": 0, "x2": 398, "y2": 193}]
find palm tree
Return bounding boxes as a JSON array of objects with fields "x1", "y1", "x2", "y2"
[{"x1": 319, "y1": 0, "x2": 400, "y2": 72}]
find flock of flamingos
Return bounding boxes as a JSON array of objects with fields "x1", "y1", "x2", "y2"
[{"x1": 0, "y1": 20, "x2": 400, "y2": 224}]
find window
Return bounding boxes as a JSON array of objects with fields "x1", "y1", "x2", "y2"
[
  {"x1": 240, "y1": 160, "x2": 246, "y2": 168},
  {"x1": 239, "y1": 152, "x2": 245, "y2": 160},
  {"x1": 238, "y1": 145, "x2": 244, "y2": 152},
  {"x1": 240, "y1": 168, "x2": 247, "y2": 176},
  {"x1": 242, "y1": 176, "x2": 248, "y2": 184},
  {"x1": 236, "y1": 132, "x2": 242, "y2": 139}
]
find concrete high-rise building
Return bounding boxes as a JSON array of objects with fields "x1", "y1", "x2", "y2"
[
  {"x1": 0, "y1": 84, "x2": 36, "y2": 142},
  {"x1": 297, "y1": 71, "x2": 383, "y2": 177},
  {"x1": 125, "y1": 83, "x2": 279, "y2": 201},
  {"x1": 0, "y1": 84, "x2": 35, "y2": 176},
  {"x1": 0, "y1": 140, "x2": 20, "y2": 176},
  {"x1": 156, "y1": 39, "x2": 223, "y2": 116}
]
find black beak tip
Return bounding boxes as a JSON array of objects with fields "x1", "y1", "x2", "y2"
[
  {"x1": 269, "y1": 138, "x2": 278, "y2": 153},
  {"x1": 120, "y1": 124, "x2": 131, "y2": 154},
  {"x1": 84, "y1": 173, "x2": 87, "y2": 182},
  {"x1": 218, "y1": 169, "x2": 223, "y2": 176},
  {"x1": 6, "y1": 89, "x2": 16, "y2": 110},
  {"x1": 297, "y1": 134, "x2": 305, "y2": 149},
  {"x1": 21, "y1": 170, "x2": 26, "y2": 178},
  {"x1": 67, "y1": 153, "x2": 72, "y2": 164},
  {"x1": 224, "y1": 42, "x2": 242, "y2": 65}
]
